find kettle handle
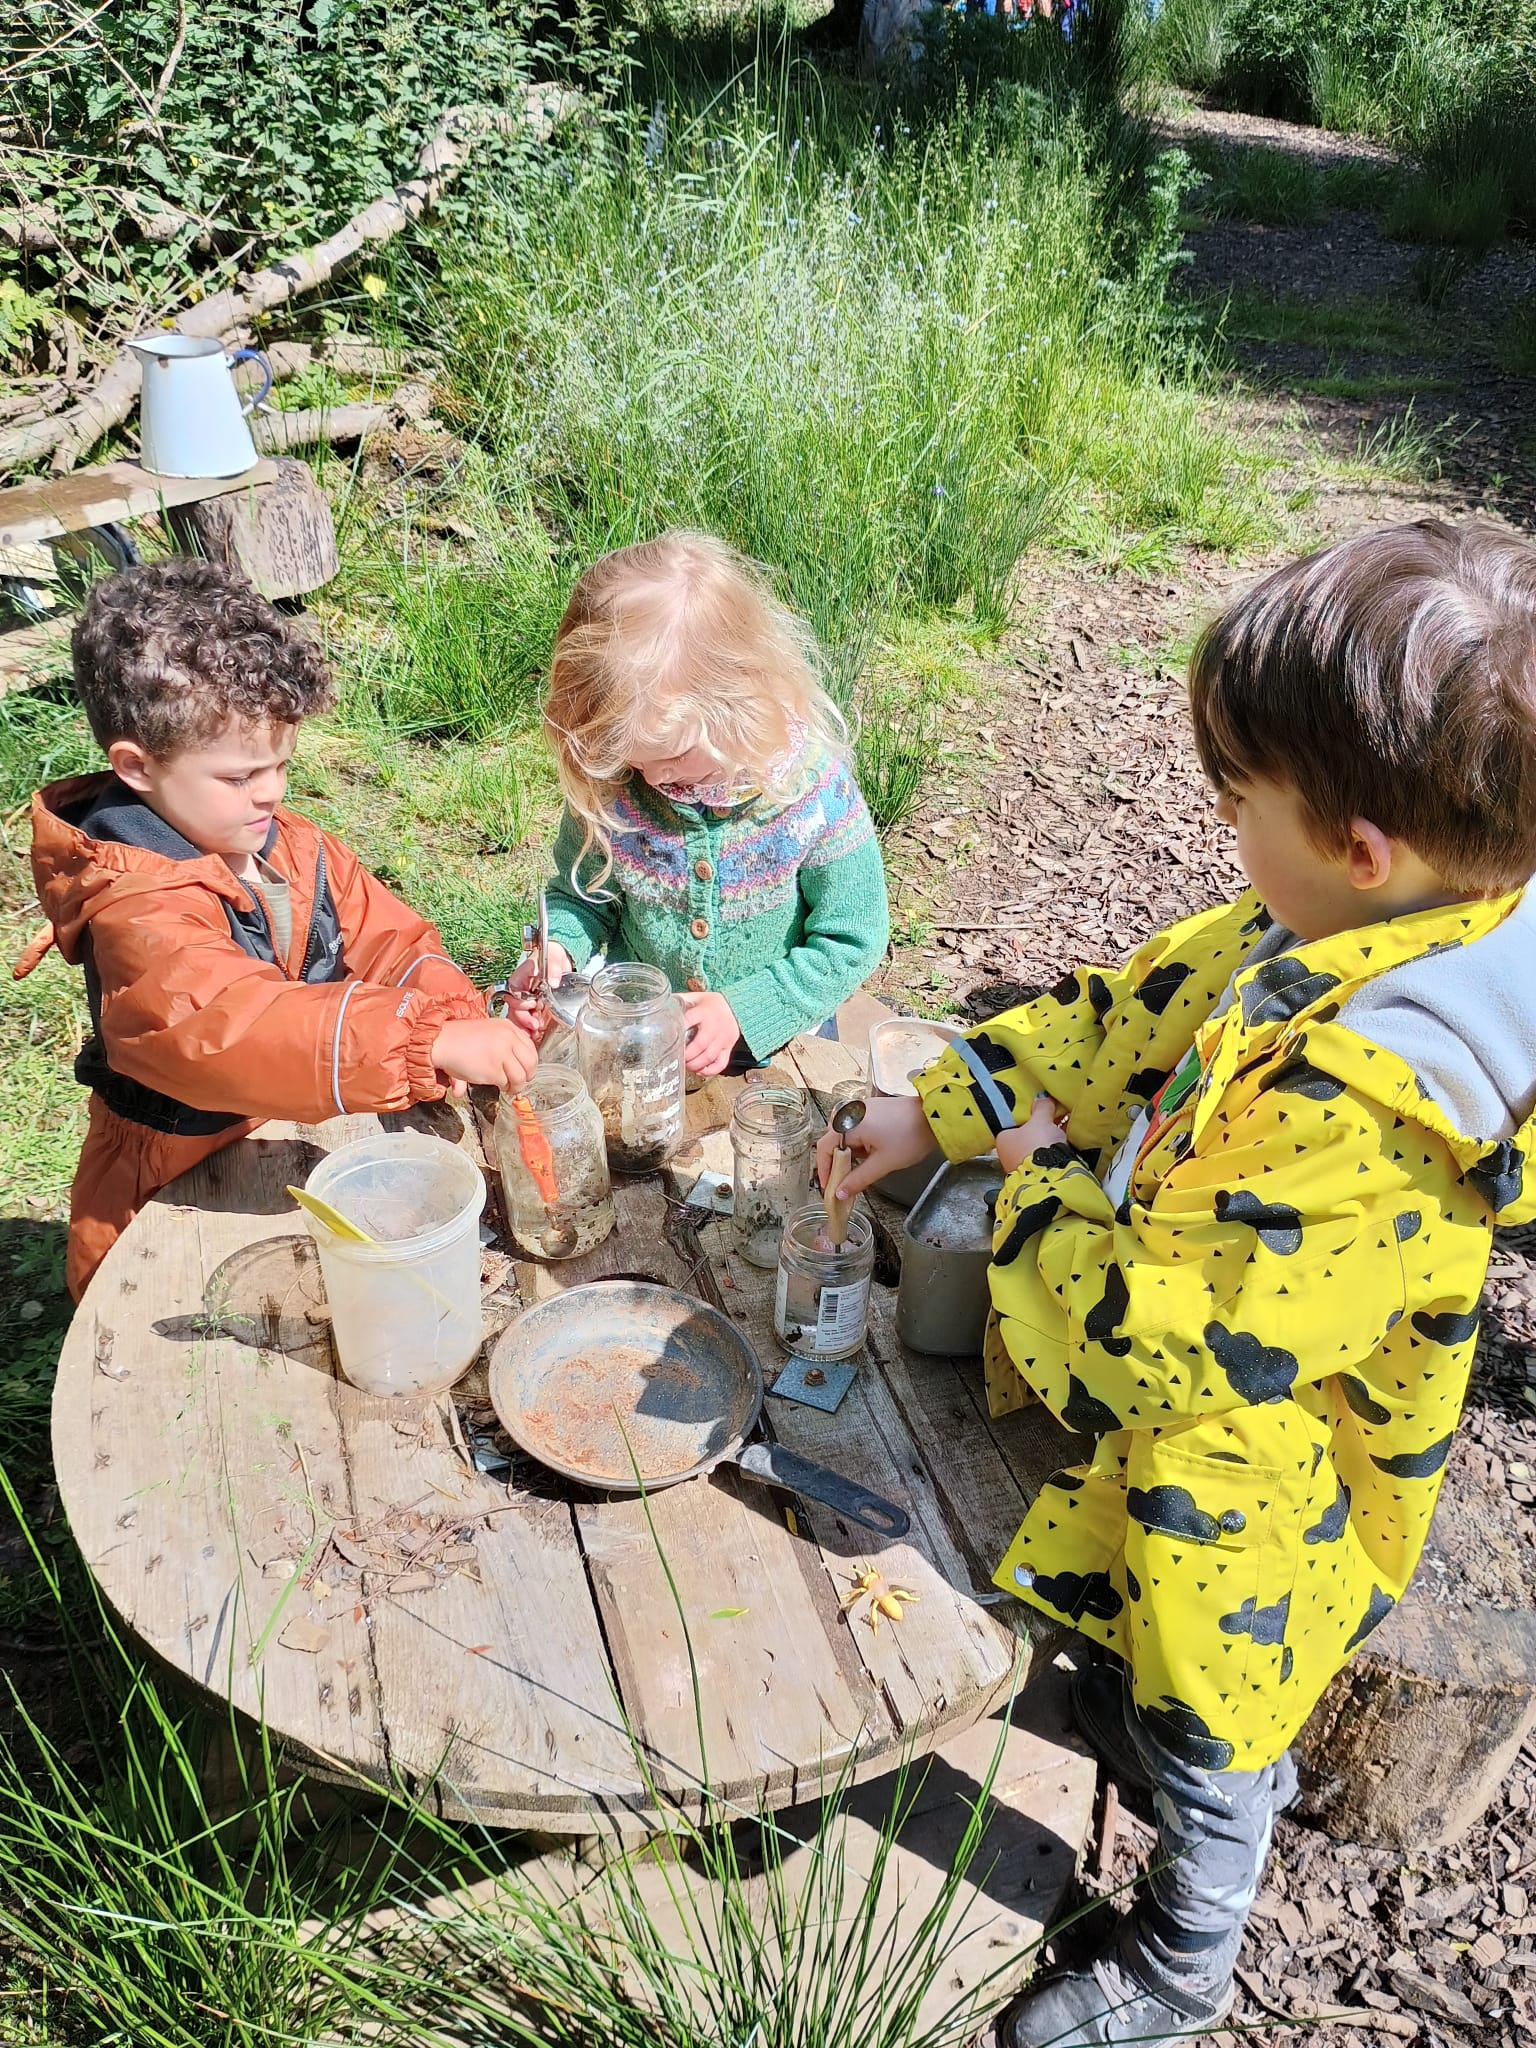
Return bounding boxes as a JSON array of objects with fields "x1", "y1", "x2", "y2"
[{"x1": 227, "y1": 347, "x2": 274, "y2": 414}]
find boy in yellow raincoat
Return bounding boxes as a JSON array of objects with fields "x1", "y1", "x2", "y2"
[{"x1": 826, "y1": 519, "x2": 1536, "y2": 2046}]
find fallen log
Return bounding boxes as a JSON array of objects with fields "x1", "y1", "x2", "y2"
[
  {"x1": 0, "y1": 87, "x2": 575, "y2": 479},
  {"x1": 250, "y1": 375, "x2": 436, "y2": 455}
]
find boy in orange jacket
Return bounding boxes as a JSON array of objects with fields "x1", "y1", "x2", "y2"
[{"x1": 20, "y1": 559, "x2": 537, "y2": 1299}]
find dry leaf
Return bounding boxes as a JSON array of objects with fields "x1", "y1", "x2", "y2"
[
  {"x1": 387, "y1": 1570, "x2": 437, "y2": 1595},
  {"x1": 262, "y1": 1557, "x2": 297, "y2": 1580},
  {"x1": 279, "y1": 1616, "x2": 331, "y2": 1654}
]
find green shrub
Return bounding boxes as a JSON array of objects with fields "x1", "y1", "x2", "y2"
[{"x1": 0, "y1": 0, "x2": 606, "y2": 352}]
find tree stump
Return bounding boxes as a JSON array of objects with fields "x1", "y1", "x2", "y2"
[
  {"x1": 1293, "y1": 1423, "x2": 1536, "y2": 1849},
  {"x1": 167, "y1": 457, "x2": 337, "y2": 601}
]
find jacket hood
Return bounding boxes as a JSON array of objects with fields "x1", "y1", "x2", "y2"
[
  {"x1": 1196, "y1": 886, "x2": 1536, "y2": 1226},
  {"x1": 27, "y1": 772, "x2": 277, "y2": 970}
]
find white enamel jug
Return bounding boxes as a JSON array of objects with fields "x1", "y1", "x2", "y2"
[{"x1": 129, "y1": 334, "x2": 273, "y2": 478}]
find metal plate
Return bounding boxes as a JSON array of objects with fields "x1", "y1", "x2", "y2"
[{"x1": 488, "y1": 1279, "x2": 763, "y2": 1491}]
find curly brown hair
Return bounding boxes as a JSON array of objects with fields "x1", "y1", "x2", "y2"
[{"x1": 72, "y1": 558, "x2": 335, "y2": 758}]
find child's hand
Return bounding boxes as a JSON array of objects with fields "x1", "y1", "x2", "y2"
[
  {"x1": 511, "y1": 940, "x2": 574, "y2": 992},
  {"x1": 681, "y1": 990, "x2": 740, "y2": 1076},
  {"x1": 995, "y1": 1094, "x2": 1068, "y2": 1173},
  {"x1": 431, "y1": 1017, "x2": 539, "y2": 1096},
  {"x1": 817, "y1": 1094, "x2": 932, "y2": 1199}
]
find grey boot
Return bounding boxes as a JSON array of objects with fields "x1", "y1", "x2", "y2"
[{"x1": 999, "y1": 1928, "x2": 1234, "y2": 2047}]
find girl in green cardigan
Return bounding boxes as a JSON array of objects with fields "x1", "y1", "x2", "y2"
[{"x1": 514, "y1": 532, "x2": 890, "y2": 1074}]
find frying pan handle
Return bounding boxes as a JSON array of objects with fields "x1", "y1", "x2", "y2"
[{"x1": 732, "y1": 1441, "x2": 910, "y2": 1538}]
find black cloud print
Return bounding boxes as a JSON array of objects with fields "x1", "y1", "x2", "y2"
[
  {"x1": 1084, "y1": 1265, "x2": 1132, "y2": 1356},
  {"x1": 1205, "y1": 1320, "x2": 1300, "y2": 1403},
  {"x1": 1410, "y1": 1309, "x2": 1480, "y2": 1346},
  {"x1": 1466, "y1": 1139, "x2": 1525, "y2": 1216},
  {"x1": 1136, "y1": 960, "x2": 1194, "y2": 1016},
  {"x1": 1303, "y1": 1480, "x2": 1352, "y2": 1545},
  {"x1": 1343, "y1": 1584, "x2": 1396, "y2": 1652},
  {"x1": 1371, "y1": 1432, "x2": 1453, "y2": 1480},
  {"x1": 1138, "y1": 1698, "x2": 1237, "y2": 1772},
  {"x1": 1219, "y1": 1593, "x2": 1291, "y2": 1646},
  {"x1": 1027, "y1": 1567, "x2": 1124, "y2": 1623},
  {"x1": 1086, "y1": 973, "x2": 1116, "y2": 1018},
  {"x1": 1338, "y1": 1374, "x2": 1391, "y2": 1426},
  {"x1": 1215, "y1": 1189, "x2": 1304, "y2": 1255},
  {"x1": 1043, "y1": 1470, "x2": 1085, "y2": 1493},
  {"x1": 1394, "y1": 1210, "x2": 1422, "y2": 1242},
  {"x1": 1125, "y1": 1068, "x2": 1170, "y2": 1101},
  {"x1": 993, "y1": 1195, "x2": 1062, "y2": 1267},
  {"x1": 1259, "y1": 1056, "x2": 1345, "y2": 1102},
  {"x1": 1126, "y1": 1483, "x2": 1221, "y2": 1544},
  {"x1": 1062, "y1": 1375, "x2": 1123, "y2": 1435},
  {"x1": 1238, "y1": 956, "x2": 1342, "y2": 1030}
]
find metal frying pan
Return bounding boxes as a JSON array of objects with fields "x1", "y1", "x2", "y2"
[{"x1": 487, "y1": 1279, "x2": 909, "y2": 1538}]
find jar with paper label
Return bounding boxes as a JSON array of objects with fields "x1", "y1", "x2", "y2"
[
  {"x1": 577, "y1": 962, "x2": 687, "y2": 1172},
  {"x1": 731, "y1": 1084, "x2": 814, "y2": 1268},
  {"x1": 774, "y1": 1204, "x2": 875, "y2": 1361},
  {"x1": 494, "y1": 1064, "x2": 615, "y2": 1261}
]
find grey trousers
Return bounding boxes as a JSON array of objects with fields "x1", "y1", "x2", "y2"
[{"x1": 1108, "y1": 1665, "x2": 1298, "y2": 1999}]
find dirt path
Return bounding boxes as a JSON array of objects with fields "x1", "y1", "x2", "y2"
[{"x1": 871, "y1": 104, "x2": 1536, "y2": 2048}]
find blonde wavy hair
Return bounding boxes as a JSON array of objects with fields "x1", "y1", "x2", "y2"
[{"x1": 545, "y1": 530, "x2": 846, "y2": 888}]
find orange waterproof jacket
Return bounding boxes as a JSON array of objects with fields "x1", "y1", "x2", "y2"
[{"x1": 22, "y1": 775, "x2": 484, "y2": 1292}]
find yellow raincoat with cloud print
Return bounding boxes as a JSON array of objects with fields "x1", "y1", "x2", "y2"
[{"x1": 916, "y1": 888, "x2": 1536, "y2": 1773}]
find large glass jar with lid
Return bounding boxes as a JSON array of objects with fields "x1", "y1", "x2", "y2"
[
  {"x1": 731, "y1": 1084, "x2": 814, "y2": 1268},
  {"x1": 577, "y1": 962, "x2": 687, "y2": 1172},
  {"x1": 494, "y1": 1064, "x2": 616, "y2": 1260}
]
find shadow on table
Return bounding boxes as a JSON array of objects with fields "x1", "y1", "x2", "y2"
[{"x1": 151, "y1": 1230, "x2": 335, "y2": 1373}]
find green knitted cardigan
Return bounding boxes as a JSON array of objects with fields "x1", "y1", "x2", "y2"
[{"x1": 542, "y1": 744, "x2": 890, "y2": 1056}]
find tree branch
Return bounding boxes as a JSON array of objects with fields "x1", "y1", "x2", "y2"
[{"x1": 0, "y1": 88, "x2": 576, "y2": 478}]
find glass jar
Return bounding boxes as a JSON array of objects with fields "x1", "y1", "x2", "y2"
[
  {"x1": 577, "y1": 962, "x2": 687, "y2": 1172},
  {"x1": 774, "y1": 1204, "x2": 876, "y2": 1361},
  {"x1": 731, "y1": 1085, "x2": 815, "y2": 1268},
  {"x1": 494, "y1": 1064, "x2": 616, "y2": 1260}
]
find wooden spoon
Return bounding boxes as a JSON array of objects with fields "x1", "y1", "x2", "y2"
[{"x1": 822, "y1": 1098, "x2": 865, "y2": 1248}]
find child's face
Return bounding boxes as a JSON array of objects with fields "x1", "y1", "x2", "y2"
[
  {"x1": 1213, "y1": 774, "x2": 1439, "y2": 941},
  {"x1": 628, "y1": 741, "x2": 723, "y2": 791},
  {"x1": 109, "y1": 716, "x2": 298, "y2": 863}
]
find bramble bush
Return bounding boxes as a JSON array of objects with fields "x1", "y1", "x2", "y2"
[{"x1": 0, "y1": 0, "x2": 612, "y2": 367}]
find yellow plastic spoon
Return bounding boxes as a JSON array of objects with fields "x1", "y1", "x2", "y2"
[
  {"x1": 286, "y1": 1184, "x2": 375, "y2": 1243},
  {"x1": 286, "y1": 1184, "x2": 464, "y2": 1324}
]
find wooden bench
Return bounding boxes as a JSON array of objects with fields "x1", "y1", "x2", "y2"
[{"x1": 0, "y1": 456, "x2": 338, "y2": 683}]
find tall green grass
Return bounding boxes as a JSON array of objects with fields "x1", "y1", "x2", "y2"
[
  {"x1": 0, "y1": 1476, "x2": 1052, "y2": 2048},
  {"x1": 387, "y1": 35, "x2": 1265, "y2": 717},
  {"x1": 1148, "y1": 0, "x2": 1536, "y2": 249}
]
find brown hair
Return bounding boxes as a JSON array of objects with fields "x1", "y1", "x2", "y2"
[
  {"x1": 72, "y1": 558, "x2": 334, "y2": 758},
  {"x1": 1189, "y1": 518, "x2": 1536, "y2": 895},
  {"x1": 545, "y1": 530, "x2": 845, "y2": 887}
]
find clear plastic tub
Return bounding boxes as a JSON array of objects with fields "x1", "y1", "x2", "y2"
[{"x1": 302, "y1": 1133, "x2": 485, "y2": 1397}]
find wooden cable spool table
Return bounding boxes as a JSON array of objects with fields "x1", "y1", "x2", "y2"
[{"x1": 52, "y1": 1023, "x2": 1078, "y2": 1833}]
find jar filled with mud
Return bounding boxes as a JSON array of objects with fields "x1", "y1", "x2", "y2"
[
  {"x1": 774, "y1": 1204, "x2": 875, "y2": 1361},
  {"x1": 578, "y1": 963, "x2": 687, "y2": 1172},
  {"x1": 495, "y1": 1064, "x2": 616, "y2": 1261},
  {"x1": 731, "y1": 1084, "x2": 814, "y2": 1268}
]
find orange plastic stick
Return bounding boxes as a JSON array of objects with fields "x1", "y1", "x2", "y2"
[{"x1": 511, "y1": 1095, "x2": 560, "y2": 1206}]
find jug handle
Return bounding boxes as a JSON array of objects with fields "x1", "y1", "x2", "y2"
[{"x1": 227, "y1": 347, "x2": 274, "y2": 414}]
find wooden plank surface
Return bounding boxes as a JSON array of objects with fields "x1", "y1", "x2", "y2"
[
  {"x1": 0, "y1": 459, "x2": 279, "y2": 548},
  {"x1": 54, "y1": 995, "x2": 1058, "y2": 1832}
]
